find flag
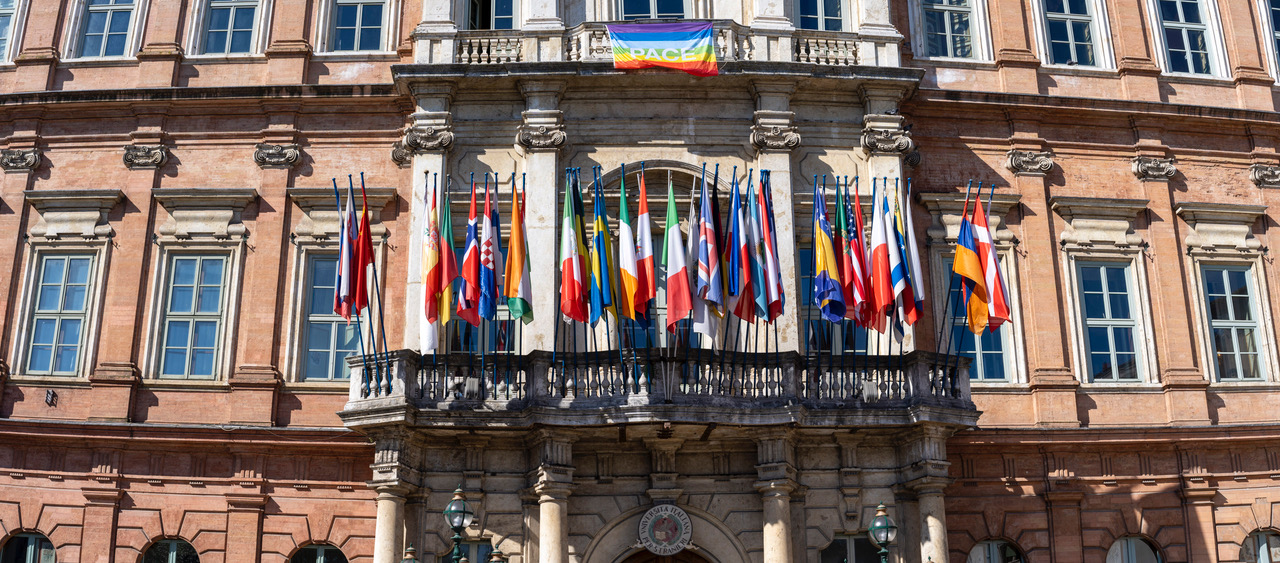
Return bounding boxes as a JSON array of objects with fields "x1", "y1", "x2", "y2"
[
  {"x1": 616, "y1": 169, "x2": 640, "y2": 321},
  {"x1": 439, "y1": 180, "x2": 458, "y2": 327},
  {"x1": 811, "y1": 179, "x2": 845, "y2": 322},
  {"x1": 353, "y1": 184, "x2": 375, "y2": 317},
  {"x1": 974, "y1": 185, "x2": 1011, "y2": 331},
  {"x1": 849, "y1": 178, "x2": 871, "y2": 326},
  {"x1": 333, "y1": 181, "x2": 357, "y2": 321},
  {"x1": 688, "y1": 181, "x2": 718, "y2": 339},
  {"x1": 606, "y1": 22, "x2": 719, "y2": 77},
  {"x1": 479, "y1": 176, "x2": 503, "y2": 321},
  {"x1": 954, "y1": 194, "x2": 990, "y2": 334},
  {"x1": 505, "y1": 178, "x2": 533, "y2": 324},
  {"x1": 457, "y1": 178, "x2": 481, "y2": 327},
  {"x1": 745, "y1": 175, "x2": 768, "y2": 319},
  {"x1": 834, "y1": 178, "x2": 858, "y2": 320},
  {"x1": 635, "y1": 170, "x2": 657, "y2": 316},
  {"x1": 728, "y1": 175, "x2": 755, "y2": 321},
  {"x1": 890, "y1": 180, "x2": 920, "y2": 326},
  {"x1": 758, "y1": 171, "x2": 785, "y2": 322},
  {"x1": 560, "y1": 169, "x2": 589, "y2": 323},
  {"x1": 902, "y1": 180, "x2": 926, "y2": 325},
  {"x1": 696, "y1": 173, "x2": 724, "y2": 316},
  {"x1": 867, "y1": 178, "x2": 892, "y2": 332},
  {"x1": 663, "y1": 175, "x2": 692, "y2": 333},
  {"x1": 589, "y1": 174, "x2": 617, "y2": 325},
  {"x1": 421, "y1": 175, "x2": 441, "y2": 351}
]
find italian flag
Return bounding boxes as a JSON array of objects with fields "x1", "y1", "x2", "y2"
[
  {"x1": 662, "y1": 177, "x2": 692, "y2": 332},
  {"x1": 505, "y1": 180, "x2": 533, "y2": 324}
]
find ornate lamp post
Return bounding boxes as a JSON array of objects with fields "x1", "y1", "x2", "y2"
[
  {"x1": 400, "y1": 545, "x2": 418, "y2": 563},
  {"x1": 867, "y1": 503, "x2": 898, "y2": 563},
  {"x1": 442, "y1": 487, "x2": 476, "y2": 563}
]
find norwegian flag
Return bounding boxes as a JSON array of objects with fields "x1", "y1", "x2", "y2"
[{"x1": 457, "y1": 176, "x2": 482, "y2": 327}]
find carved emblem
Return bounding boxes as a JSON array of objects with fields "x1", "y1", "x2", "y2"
[
  {"x1": 750, "y1": 125, "x2": 801, "y2": 151},
  {"x1": 516, "y1": 125, "x2": 567, "y2": 150},
  {"x1": 1250, "y1": 163, "x2": 1280, "y2": 189},
  {"x1": 0, "y1": 148, "x2": 41, "y2": 172},
  {"x1": 390, "y1": 127, "x2": 454, "y2": 166},
  {"x1": 253, "y1": 143, "x2": 302, "y2": 169},
  {"x1": 123, "y1": 144, "x2": 169, "y2": 169},
  {"x1": 1131, "y1": 156, "x2": 1176, "y2": 181},
  {"x1": 861, "y1": 128, "x2": 915, "y2": 155},
  {"x1": 1006, "y1": 150, "x2": 1054, "y2": 175},
  {"x1": 638, "y1": 505, "x2": 693, "y2": 556}
]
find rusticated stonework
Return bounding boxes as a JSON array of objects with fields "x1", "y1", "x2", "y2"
[
  {"x1": 391, "y1": 127, "x2": 454, "y2": 166},
  {"x1": 122, "y1": 144, "x2": 168, "y2": 169},
  {"x1": 1131, "y1": 155, "x2": 1176, "y2": 181},
  {"x1": 750, "y1": 125, "x2": 801, "y2": 151},
  {"x1": 1005, "y1": 150, "x2": 1054, "y2": 175},
  {"x1": 1251, "y1": 163, "x2": 1280, "y2": 188},
  {"x1": 860, "y1": 128, "x2": 914, "y2": 154},
  {"x1": 516, "y1": 125, "x2": 567, "y2": 150},
  {"x1": 253, "y1": 143, "x2": 302, "y2": 169},
  {"x1": 0, "y1": 147, "x2": 41, "y2": 172}
]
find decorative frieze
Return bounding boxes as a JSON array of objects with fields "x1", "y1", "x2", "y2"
[
  {"x1": 516, "y1": 124, "x2": 567, "y2": 150},
  {"x1": 24, "y1": 189, "x2": 124, "y2": 240},
  {"x1": 1005, "y1": 150, "x2": 1054, "y2": 175},
  {"x1": 253, "y1": 143, "x2": 302, "y2": 169},
  {"x1": 1, "y1": 148, "x2": 42, "y2": 172},
  {"x1": 391, "y1": 126, "x2": 454, "y2": 166},
  {"x1": 1131, "y1": 156, "x2": 1176, "y2": 181},
  {"x1": 1174, "y1": 202, "x2": 1266, "y2": 256},
  {"x1": 1049, "y1": 196, "x2": 1148, "y2": 251},
  {"x1": 152, "y1": 187, "x2": 257, "y2": 240},
  {"x1": 122, "y1": 144, "x2": 169, "y2": 169},
  {"x1": 1250, "y1": 163, "x2": 1280, "y2": 189}
]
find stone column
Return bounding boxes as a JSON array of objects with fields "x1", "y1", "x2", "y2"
[
  {"x1": 1182, "y1": 487, "x2": 1219, "y2": 563},
  {"x1": 532, "y1": 430, "x2": 575, "y2": 563},
  {"x1": 374, "y1": 486, "x2": 409, "y2": 563},
  {"x1": 750, "y1": 80, "x2": 801, "y2": 351},
  {"x1": 517, "y1": 80, "x2": 567, "y2": 352},
  {"x1": 754, "y1": 429, "x2": 796, "y2": 563},
  {"x1": 911, "y1": 479, "x2": 949, "y2": 563},
  {"x1": 225, "y1": 494, "x2": 268, "y2": 562},
  {"x1": 81, "y1": 487, "x2": 121, "y2": 563},
  {"x1": 369, "y1": 430, "x2": 421, "y2": 563},
  {"x1": 402, "y1": 82, "x2": 456, "y2": 352}
]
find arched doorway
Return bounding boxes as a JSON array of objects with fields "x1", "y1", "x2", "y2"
[{"x1": 620, "y1": 548, "x2": 714, "y2": 563}]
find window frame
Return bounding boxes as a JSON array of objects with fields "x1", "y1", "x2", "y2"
[
  {"x1": 908, "y1": 0, "x2": 994, "y2": 61},
  {"x1": 63, "y1": 0, "x2": 151, "y2": 61},
  {"x1": 1107, "y1": 536, "x2": 1164, "y2": 563},
  {"x1": 186, "y1": 0, "x2": 273, "y2": 57},
  {"x1": 142, "y1": 242, "x2": 244, "y2": 382},
  {"x1": 157, "y1": 254, "x2": 229, "y2": 380},
  {"x1": 1, "y1": 533, "x2": 55, "y2": 563},
  {"x1": 466, "y1": 0, "x2": 518, "y2": 29},
  {"x1": 1144, "y1": 0, "x2": 1230, "y2": 78},
  {"x1": 10, "y1": 242, "x2": 111, "y2": 380},
  {"x1": 1074, "y1": 260, "x2": 1144, "y2": 382},
  {"x1": 0, "y1": 0, "x2": 30, "y2": 64},
  {"x1": 1199, "y1": 264, "x2": 1265, "y2": 381},
  {"x1": 1064, "y1": 254, "x2": 1158, "y2": 385},
  {"x1": 794, "y1": 0, "x2": 847, "y2": 31},
  {"x1": 285, "y1": 242, "x2": 381, "y2": 385},
  {"x1": 300, "y1": 253, "x2": 361, "y2": 381},
  {"x1": 315, "y1": 0, "x2": 401, "y2": 55},
  {"x1": 1256, "y1": 0, "x2": 1280, "y2": 82},
  {"x1": 1028, "y1": 0, "x2": 1116, "y2": 68},
  {"x1": 618, "y1": 0, "x2": 689, "y2": 20},
  {"x1": 143, "y1": 538, "x2": 199, "y2": 563},
  {"x1": 1189, "y1": 257, "x2": 1279, "y2": 385}
]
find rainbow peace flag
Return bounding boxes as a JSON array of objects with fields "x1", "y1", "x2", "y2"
[{"x1": 607, "y1": 22, "x2": 718, "y2": 77}]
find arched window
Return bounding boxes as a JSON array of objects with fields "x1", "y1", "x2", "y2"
[
  {"x1": 967, "y1": 539, "x2": 1024, "y2": 563},
  {"x1": 1242, "y1": 530, "x2": 1280, "y2": 562},
  {"x1": 291, "y1": 545, "x2": 349, "y2": 563},
  {"x1": 0, "y1": 533, "x2": 55, "y2": 563},
  {"x1": 1106, "y1": 537, "x2": 1161, "y2": 563},
  {"x1": 143, "y1": 539, "x2": 199, "y2": 563}
]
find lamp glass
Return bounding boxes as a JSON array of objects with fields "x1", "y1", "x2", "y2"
[
  {"x1": 867, "y1": 504, "x2": 897, "y2": 547},
  {"x1": 443, "y1": 497, "x2": 475, "y2": 529}
]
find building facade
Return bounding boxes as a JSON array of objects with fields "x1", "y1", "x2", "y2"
[{"x1": 1, "y1": 0, "x2": 1280, "y2": 562}]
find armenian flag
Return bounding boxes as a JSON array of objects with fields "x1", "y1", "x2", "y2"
[
  {"x1": 974, "y1": 184, "x2": 1011, "y2": 331},
  {"x1": 607, "y1": 22, "x2": 718, "y2": 77},
  {"x1": 954, "y1": 190, "x2": 989, "y2": 334}
]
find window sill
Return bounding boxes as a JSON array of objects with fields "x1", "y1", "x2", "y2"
[
  {"x1": 1079, "y1": 382, "x2": 1163, "y2": 391},
  {"x1": 1038, "y1": 63, "x2": 1118, "y2": 77},
  {"x1": 141, "y1": 379, "x2": 228, "y2": 391},
  {"x1": 913, "y1": 56, "x2": 997, "y2": 69},
  {"x1": 58, "y1": 57, "x2": 138, "y2": 68},
  {"x1": 183, "y1": 54, "x2": 268, "y2": 64},
  {"x1": 6, "y1": 374, "x2": 90, "y2": 388},
  {"x1": 969, "y1": 381, "x2": 1029, "y2": 391},
  {"x1": 1207, "y1": 380, "x2": 1278, "y2": 390},
  {"x1": 310, "y1": 51, "x2": 399, "y2": 62},
  {"x1": 282, "y1": 380, "x2": 352, "y2": 393},
  {"x1": 1158, "y1": 72, "x2": 1234, "y2": 86}
]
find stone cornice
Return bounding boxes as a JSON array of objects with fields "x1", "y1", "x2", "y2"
[
  {"x1": 1050, "y1": 196, "x2": 1149, "y2": 250},
  {"x1": 287, "y1": 186, "x2": 396, "y2": 240},
  {"x1": 152, "y1": 187, "x2": 257, "y2": 240},
  {"x1": 1173, "y1": 201, "x2": 1266, "y2": 256},
  {"x1": 0, "y1": 84, "x2": 399, "y2": 110},
  {"x1": 918, "y1": 191, "x2": 1022, "y2": 245},
  {"x1": 24, "y1": 189, "x2": 124, "y2": 240}
]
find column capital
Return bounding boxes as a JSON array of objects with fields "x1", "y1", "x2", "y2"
[
  {"x1": 905, "y1": 475, "x2": 952, "y2": 496},
  {"x1": 754, "y1": 478, "x2": 797, "y2": 497},
  {"x1": 861, "y1": 115, "x2": 915, "y2": 156},
  {"x1": 1006, "y1": 149, "x2": 1055, "y2": 176},
  {"x1": 534, "y1": 480, "x2": 574, "y2": 502}
]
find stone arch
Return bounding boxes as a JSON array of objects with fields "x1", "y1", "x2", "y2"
[{"x1": 580, "y1": 505, "x2": 750, "y2": 563}]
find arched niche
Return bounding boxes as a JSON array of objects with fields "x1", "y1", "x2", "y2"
[{"x1": 579, "y1": 505, "x2": 750, "y2": 563}]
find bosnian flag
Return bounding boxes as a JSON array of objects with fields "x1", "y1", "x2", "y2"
[
  {"x1": 560, "y1": 169, "x2": 589, "y2": 323},
  {"x1": 867, "y1": 178, "x2": 891, "y2": 333},
  {"x1": 479, "y1": 175, "x2": 503, "y2": 321},
  {"x1": 662, "y1": 176, "x2": 692, "y2": 333},
  {"x1": 616, "y1": 169, "x2": 641, "y2": 321},
  {"x1": 758, "y1": 171, "x2": 785, "y2": 322},
  {"x1": 421, "y1": 174, "x2": 441, "y2": 351},
  {"x1": 811, "y1": 177, "x2": 846, "y2": 322},
  {"x1": 457, "y1": 177, "x2": 481, "y2": 327},
  {"x1": 607, "y1": 22, "x2": 718, "y2": 77},
  {"x1": 333, "y1": 180, "x2": 357, "y2": 321},
  {"x1": 635, "y1": 171, "x2": 657, "y2": 316},
  {"x1": 973, "y1": 184, "x2": 1011, "y2": 331}
]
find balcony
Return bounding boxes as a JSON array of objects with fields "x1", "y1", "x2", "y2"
[{"x1": 339, "y1": 348, "x2": 976, "y2": 429}]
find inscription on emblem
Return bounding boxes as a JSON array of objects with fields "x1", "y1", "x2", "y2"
[{"x1": 638, "y1": 504, "x2": 693, "y2": 556}]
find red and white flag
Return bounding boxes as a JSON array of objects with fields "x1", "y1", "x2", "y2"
[
  {"x1": 635, "y1": 171, "x2": 657, "y2": 316},
  {"x1": 867, "y1": 178, "x2": 891, "y2": 333},
  {"x1": 972, "y1": 186, "x2": 1011, "y2": 331}
]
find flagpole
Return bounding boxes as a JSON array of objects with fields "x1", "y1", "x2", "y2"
[
  {"x1": 358, "y1": 172, "x2": 393, "y2": 395},
  {"x1": 333, "y1": 177, "x2": 371, "y2": 397},
  {"x1": 933, "y1": 180, "x2": 969, "y2": 368},
  {"x1": 947, "y1": 181, "x2": 980, "y2": 378},
  {"x1": 349, "y1": 174, "x2": 383, "y2": 394}
]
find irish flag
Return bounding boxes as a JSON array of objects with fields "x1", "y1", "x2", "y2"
[
  {"x1": 607, "y1": 22, "x2": 719, "y2": 77},
  {"x1": 505, "y1": 177, "x2": 533, "y2": 324}
]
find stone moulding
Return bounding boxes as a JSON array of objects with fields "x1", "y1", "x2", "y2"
[
  {"x1": 123, "y1": 144, "x2": 169, "y2": 170},
  {"x1": 391, "y1": 127, "x2": 454, "y2": 166},
  {"x1": 516, "y1": 124, "x2": 567, "y2": 150},
  {"x1": 287, "y1": 186, "x2": 397, "y2": 240},
  {"x1": 1005, "y1": 150, "x2": 1054, "y2": 175},
  {"x1": 750, "y1": 125, "x2": 801, "y2": 151},
  {"x1": 253, "y1": 143, "x2": 302, "y2": 169},
  {"x1": 24, "y1": 189, "x2": 125, "y2": 240},
  {"x1": 1131, "y1": 155, "x2": 1176, "y2": 181},
  {"x1": 1, "y1": 148, "x2": 42, "y2": 172},
  {"x1": 1173, "y1": 201, "x2": 1267, "y2": 256},
  {"x1": 1250, "y1": 163, "x2": 1280, "y2": 188},
  {"x1": 918, "y1": 191, "x2": 1022, "y2": 245},
  {"x1": 152, "y1": 187, "x2": 257, "y2": 240},
  {"x1": 1049, "y1": 196, "x2": 1149, "y2": 250}
]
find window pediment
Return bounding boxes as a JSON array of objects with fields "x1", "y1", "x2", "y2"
[
  {"x1": 1049, "y1": 196, "x2": 1148, "y2": 251},
  {"x1": 287, "y1": 186, "x2": 396, "y2": 241},
  {"x1": 1174, "y1": 201, "x2": 1266, "y2": 256},
  {"x1": 24, "y1": 189, "x2": 124, "y2": 240},
  {"x1": 917, "y1": 191, "x2": 1022, "y2": 246},
  {"x1": 152, "y1": 187, "x2": 258, "y2": 241}
]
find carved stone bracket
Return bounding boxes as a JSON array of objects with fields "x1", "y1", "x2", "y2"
[
  {"x1": 1006, "y1": 149, "x2": 1055, "y2": 175},
  {"x1": 861, "y1": 128, "x2": 914, "y2": 154},
  {"x1": 1132, "y1": 156, "x2": 1176, "y2": 181},
  {"x1": 750, "y1": 125, "x2": 801, "y2": 151},
  {"x1": 24, "y1": 189, "x2": 124, "y2": 240},
  {"x1": 253, "y1": 143, "x2": 302, "y2": 169},
  {"x1": 919, "y1": 191, "x2": 1022, "y2": 245},
  {"x1": 1174, "y1": 202, "x2": 1267, "y2": 256},
  {"x1": 391, "y1": 126, "x2": 454, "y2": 167},
  {"x1": 152, "y1": 187, "x2": 257, "y2": 240},
  {"x1": 123, "y1": 144, "x2": 169, "y2": 170},
  {"x1": 1250, "y1": 163, "x2": 1280, "y2": 189},
  {"x1": 286, "y1": 186, "x2": 396, "y2": 240},
  {"x1": 516, "y1": 124, "x2": 567, "y2": 150},
  {"x1": 1050, "y1": 196, "x2": 1149, "y2": 251},
  {"x1": 1, "y1": 148, "x2": 42, "y2": 172}
]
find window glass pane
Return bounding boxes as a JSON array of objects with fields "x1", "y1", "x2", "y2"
[
  {"x1": 29, "y1": 343, "x2": 52, "y2": 372},
  {"x1": 86, "y1": 11, "x2": 108, "y2": 34},
  {"x1": 1080, "y1": 265, "x2": 1102, "y2": 292},
  {"x1": 655, "y1": 0, "x2": 684, "y2": 17},
  {"x1": 950, "y1": 13, "x2": 972, "y2": 57},
  {"x1": 309, "y1": 322, "x2": 333, "y2": 351},
  {"x1": 1087, "y1": 326, "x2": 1110, "y2": 353},
  {"x1": 143, "y1": 541, "x2": 170, "y2": 563},
  {"x1": 1090, "y1": 353, "x2": 1111, "y2": 379},
  {"x1": 1048, "y1": 19, "x2": 1069, "y2": 42},
  {"x1": 307, "y1": 350, "x2": 331, "y2": 380},
  {"x1": 1113, "y1": 326, "x2": 1134, "y2": 354},
  {"x1": 67, "y1": 258, "x2": 92, "y2": 284},
  {"x1": 197, "y1": 286, "x2": 221, "y2": 313},
  {"x1": 1159, "y1": 0, "x2": 1179, "y2": 21},
  {"x1": 109, "y1": 11, "x2": 131, "y2": 32},
  {"x1": 64, "y1": 284, "x2": 88, "y2": 312},
  {"x1": 1066, "y1": 0, "x2": 1087, "y2": 14},
  {"x1": 334, "y1": 28, "x2": 355, "y2": 50},
  {"x1": 193, "y1": 320, "x2": 218, "y2": 348},
  {"x1": 174, "y1": 258, "x2": 197, "y2": 284},
  {"x1": 358, "y1": 26, "x2": 380, "y2": 50},
  {"x1": 166, "y1": 320, "x2": 190, "y2": 348},
  {"x1": 336, "y1": 4, "x2": 358, "y2": 26},
  {"x1": 200, "y1": 257, "x2": 223, "y2": 285},
  {"x1": 191, "y1": 349, "x2": 215, "y2": 376},
  {"x1": 494, "y1": 0, "x2": 513, "y2": 17},
  {"x1": 170, "y1": 286, "x2": 194, "y2": 313},
  {"x1": 1104, "y1": 266, "x2": 1126, "y2": 293},
  {"x1": 230, "y1": 30, "x2": 253, "y2": 52},
  {"x1": 210, "y1": 6, "x2": 231, "y2": 29},
  {"x1": 32, "y1": 318, "x2": 56, "y2": 345},
  {"x1": 38, "y1": 285, "x2": 62, "y2": 311},
  {"x1": 162, "y1": 349, "x2": 188, "y2": 376},
  {"x1": 42, "y1": 258, "x2": 66, "y2": 284},
  {"x1": 58, "y1": 318, "x2": 82, "y2": 346},
  {"x1": 233, "y1": 6, "x2": 256, "y2": 29},
  {"x1": 622, "y1": 0, "x2": 649, "y2": 18},
  {"x1": 1046, "y1": 0, "x2": 1065, "y2": 12},
  {"x1": 104, "y1": 31, "x2": 128, "y2": 56},
  {"x1": 1180, "y1": 0, "x2": 1201, "y2": 23},
  {"x1": 1083, "y1": 292, "x2": 1105, "y2": 319},
  {"x1": 1115, "y1": 353, "x2": 1138, "y2": 379},
  {"x1": 1108, "y1": 292, "x2": 1130, "y2": 320}
]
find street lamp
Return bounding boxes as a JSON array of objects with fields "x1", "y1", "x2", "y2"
[
  {"x1": 401, "y1": 545, "x2": 418, "y2": 563},
  {"x1": 443, "y1": 487, "x2": 476, "y2": 563},
  {"x1": 867, "y1": 503, "x2": 898, "y2": 563}
]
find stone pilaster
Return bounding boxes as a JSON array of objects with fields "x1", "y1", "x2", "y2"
[
  {"x1": 374, "y1": 485, "x2": 410, "y2": 563},
  {"x1": 644, "y1": 438, "x2": 684, "y2": 503},
  {"x1": 517, "y1": 80, "x2": 567, "y2": 353},
  {"x1": 750, "y1": 80, "x2": 801, "y2": 352},
  {"x1": 81, "y1": 487, "x2": 122, "y2": 561},
  {"x1": 533, "y1": 430, "x2": 575, "y2": 563},
  {"x1": 369, "y1": 429, "x2": 421, "y2": 563},
  {"x1": 226, "y1": 493, "x2": 269, "y2": 563},
  {"x1": 404, "y1": 81, "x2": 457, "y2": 353},
  {"x1": 755, "y1": 429, "x2": 796, "y2": 563}
]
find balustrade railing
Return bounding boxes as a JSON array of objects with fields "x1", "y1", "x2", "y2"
[{"x1": 455, "y1": 30, "x2": 522, "y2": 63}]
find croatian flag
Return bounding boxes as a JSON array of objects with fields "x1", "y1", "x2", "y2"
[{"x1": 607, "y1": 22, "x2": 719, "y2": 77}]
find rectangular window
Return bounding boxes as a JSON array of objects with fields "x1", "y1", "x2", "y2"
[
  {"x1": 621, "y1": 0, "x2": 684, "y2": 20},
  {"x1": 467, "y1": 0, "x2": 514, "y2": 29},
  {"x1": 1158, "y1": 0, "x2": 1211, "y2": 74},
  {"x1": 922, "y1": 0, "x2": 973, "y2": 58},
  {"x1": 303, "y1": 256, "x2": 359, "y2": 380},
  {"x1": 0, "y1": 0, "x2": 18, "y2": 61},
  {"x1": 79, "y1": 0, "x2": 135, "y2": 58},
  {"x1": 798, "y1": 0, "x2": 842, "y2": 31},
  {"x1": 27, "y1": 255, "x2": 93, "y2": 376},
  {"x1": 1078, "y1": 263, "x2": 1141, "y2": 381},
  {"x1": 1045, "y1": 0, "x2": 1095, "y2": 65},
  {"x1": 203, "y1": 0, "x2": 257, "y2": 54},
  {"x1": 943, "y1": 258, "x2": 1007, "y2": 380},
  {"x1": 1202, "y1": 266, "x2": 1263, "y2": 380},
  {"x1": 331, "y1": 0, "x2": 385, "y2": 51},
  {"x1": 799, "y1": 246, "x2": 867, "y2": 355},
  {"x1": 1268, "y1": 0, "x2": 1280, "y2": 76},
  {"x1": 160, "y1": 255, "x2": 226, "y2": 379}
]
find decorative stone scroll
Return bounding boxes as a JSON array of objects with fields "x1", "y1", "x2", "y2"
[
  {"x1": 1, "y1": 148, "x2": 42, "y2": 172},
  {"x1": 1005, "y1": 150, "x2": 1054, "y2": 175},
  {"x1": 391, "y1": 126, "x2": 454, "y2": 166},
  {"x1": 253, "y1": 143, "x2": 302, "y2": 169},
  {"x1": 24, "y1": 189, "x2": 124, "y2": 240},
  {"x1": 516, "y1": 125, "x2": 567, "y2": 150},
  {"x1": 861, "y1": 113, "x2": 915, "y2": 155},
  {"x1": 1049, "y1": 196, "x2": 1148, "y2": 251},
  {"x1": 1174, "y1": 202, "x2": 1266, "y2": 257},
  {"x1": 152, "y1": 187, "x2": 257, "y2": 240},
  {"x1": 750, "y1": 125, "x2": 801, "y2": 151},
  {"x1": 123, "y1": 144, "x2": 169, "y2": 170},
  {"x1": 919, "y1": 191, "x2": 1022, "y2": 245},
  {"x1": 286, "y1": 186, "x2": 396, "y2": 240},
  {"x1": 1131, "y1": 156, "x2": 1176, "y2": 181},
  {"x1": 1250, "y1": 163, "x2": 1280, "y2": 189}
]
